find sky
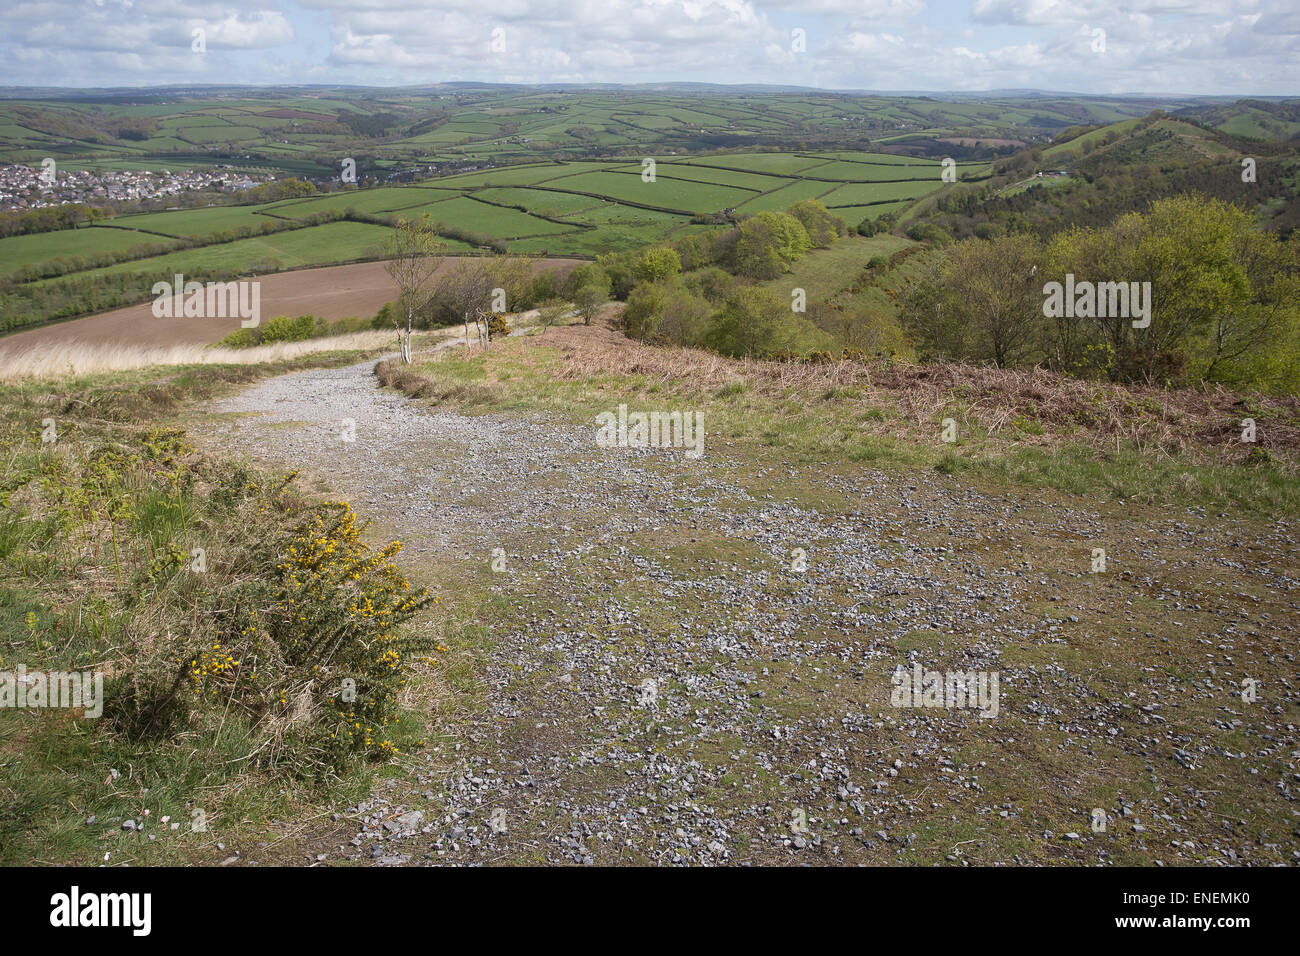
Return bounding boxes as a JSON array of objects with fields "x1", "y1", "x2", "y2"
[{"x1": 0, "y1": 0, "x2": 1296, "y2": 96}]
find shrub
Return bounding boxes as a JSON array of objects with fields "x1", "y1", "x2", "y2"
[
  {"x1": 259, "y1": 314, "x2": 316, "y2": 344},
  {"x1": 113, "y1": 461, "x2": 437, "y2": 770},
  {"x1": 7, "y1": 416, "x2": 437, "y2": 775},
  {"x1": 635, "y1": 246, "x2": 682, "y2": 283},
  {"x1": 566, "y1": 262, "x2": 611, "y2": 298},
  {"x1": 730, "y1": 211, "x2": 812, "y2": 279},
  {"x1": 621, "y1": 280, "x2": 671, "y2": 342},
  {"x1": 786, "y1": 200, "x2": 847, "y2": 247},
  {"x1": 215, "y1": 328, "x2": 262, "y2": 348}
]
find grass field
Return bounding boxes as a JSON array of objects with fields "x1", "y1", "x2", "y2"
[
  {"x1": 0, "y1": 226, "x2": 177, "y2": 274},
  {"x1": 0, "y1": 149, "x2": 979, "y2": 300},
  {"x1": 104, "y1": 205, "x2": 282, "y2": 237},
  {"x1": 30, "y1": 221, "x2": 403, "y2": 285}
]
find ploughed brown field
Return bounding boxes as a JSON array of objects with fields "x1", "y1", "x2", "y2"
[{"x1": 0, "y1": 258, "x2": 581, "y2": 356}]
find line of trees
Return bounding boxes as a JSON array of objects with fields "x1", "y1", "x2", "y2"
[
  {"x1": 589, "y1": 200, "x2": 850, "y2": 357},
  {"x1": 898, "y1": 195, "x2": 1300, "y2": 391},
  {"x1": 0, "y1": 203, "x2": 102, "y2": 239}
]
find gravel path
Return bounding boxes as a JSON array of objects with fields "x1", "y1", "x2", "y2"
[{"x1": 191, "y1": 353, "x2": 1300, "y2": 867}]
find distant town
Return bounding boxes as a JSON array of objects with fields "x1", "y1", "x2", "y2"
[{"x1": 0, "y1": 164, "x2": 274, "y2": 212}]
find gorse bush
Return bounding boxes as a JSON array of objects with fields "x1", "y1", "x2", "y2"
[
  {"x1": 180, "y1": 497, "x2": 436, "y2": 766},
  {"x1": 3, "y1": 409, "x2": 437, "y2": 776}
]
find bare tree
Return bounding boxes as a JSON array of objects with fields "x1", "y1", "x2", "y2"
[
  {"x1": 384, "y1": 217, "x2": 444, "y2": 363},
  {"x1": 434, "y1": 256, "x2": 531, "y2": 351}
]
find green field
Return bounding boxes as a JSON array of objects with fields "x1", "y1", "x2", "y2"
[
  {"x1": 31, "y1": 221, "x2": 404, "y2": 286},
  {"x1": 530, "y1": 169, "x2": 755, "y2": 213},
  {"x1": 5, "y1": 86, "x2": 1161, "y2": 176},
  {"x1": 682, "y1": 153, "x2": 834, "y2": 175},
  {"x1": 735, "y1": 179, "x2": 841, "y2": 211},
  {"x1": 105, "y1": 204, "x2": 281, "y2": 237},
  {"x1": 819, "y1": 179, "x2": 949, "y2": 207},
  {"x1": 405, "y1": 195, "x2": 578, "y2": 238},
  {"x1": 0, "y1": 148, "x2": 983, "y2": 293},
  {"x1": 0, "y1": 225, "x2": 176, "y2": 274},
  {"x1": 474, "y1": 187, "x2": 605, "y2": 216}
]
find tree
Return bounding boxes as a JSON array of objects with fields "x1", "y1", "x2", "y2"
[
  {"x1": 946, "y1": 233, "x2": 1043, "y2": 367},
  {"x1": 384, "y1": 217, "x2": 444, "y2": 363},
  {"x1": 574, "y1": 283, "x2": 607, "y2": 326},
  {"x1": 567, "y1": 262, "x2": 611, "y2": 298},
  {"x1": 730, "y1": 212, "x2": 812, "y2": 279},
  {"x1": 594, "y1": 250, "x2": 639, "y2": 299},
  {"x1": 897, "y1": 254, "x2": 968, "y2": 361},
  {"x1": 635, "y1": 246, "x2": 681, "y2": 283},
  {"x1": 430, "y1": 256, "x2": 533, "y2": 349},
  {"x1": 1218, "y1": 232, "x2": 1299, "y2": 387},
  {"x1": 655, "y1": 287, "x2": 712, "y2": 348},
  {"x1": 786, "y1": 200, "x2": 845, "y2": 247},
  {"x1": 622, "y1": 281, "x2": 670, "y2": 342},
  {"x1": 537, "y1": 301, "x2": 567, "y2": 335},
  {"x1": 706, "y1": 286, "x2": 789, "y2": 357},
  {"x1": 898, "y1": 236, "x2": 1042, "y2": 367}
]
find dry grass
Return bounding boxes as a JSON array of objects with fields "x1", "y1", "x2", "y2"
[
  {"x1": 543, "y1": 320, "x2": 1300, "y2": 464},
  {"x1": 0, "y1": 330, "x2": 410, "y2": 382}
]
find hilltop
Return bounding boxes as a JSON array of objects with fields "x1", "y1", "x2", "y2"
[{"x1": 903, "y1": 113, "x2": 1300, "y2": 240}]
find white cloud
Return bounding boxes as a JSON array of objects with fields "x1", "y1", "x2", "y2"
[{"x1": 0, "y1": 0, "x2": 1292, "y2": 94}]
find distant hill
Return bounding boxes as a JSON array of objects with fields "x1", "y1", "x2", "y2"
[
  {"x1": 904, "y1": 112, "x2": 1300, "y2": 240},
  {"x1": 1181, "y1": 99, "x2": 1300, "y2": 142}
]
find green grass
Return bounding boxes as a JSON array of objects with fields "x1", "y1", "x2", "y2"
[
  {"x1": 0, "y1": 226, "x2": 174, "y2": 276},
  {"x1": 403, "y1": 195, "x2": 578, "y2": 238},
  {"x1": 104, "y1": 204, "x2": 282, "y2": 237},
  {"x1": 390, "y1": 333, "x2": 1300, "y2": 516},
  {"x1": 262, "y1": 187, "x2": 446, "y2": 219},
  {"x1": 32, "y1": 220, "x2": 399, "y2": 283},
  {"x1": 764, "y1": 233, "x2": 915, "y2": 294},
  {"x1": 534, "y1": 170, "x2": 756, "y2": 214},
  {"x1": 829, "y1": 200, "x2": 913, "y2": 222},
  {"x1": 682, "y1": 153, "x2": 833, "y2": 175},
  {"x1": 819, "y1": 180, "x2": 947, "y2": 207},
  {"x1": 0, "y1": 350, "x2": 446, "y2": 864},
  {"x1": 735, "y1": 179, "x2": 841, "y2": 212},
  {"x1": 475, "y1": 187, "x2": 604, "y2": 216}
]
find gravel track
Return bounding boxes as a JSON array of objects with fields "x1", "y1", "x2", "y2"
[{"x1": 191, "y1": 353, "x2": 1300, "y2": 867}]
